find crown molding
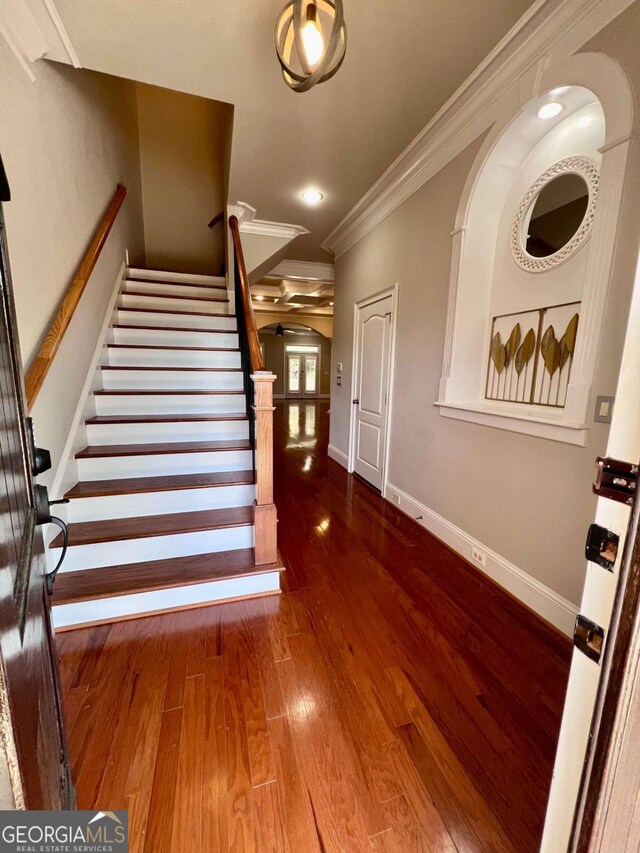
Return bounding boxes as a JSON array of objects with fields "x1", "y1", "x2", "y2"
[
  {"x1": 265, "y1": 259, "x2": 335, "y2": 282},
  {"x1": 322, "y1": 0, "x2": 636, "y2": 259},
  {"x1": 0, "y1": 0, "x2": 81, "y2": 80},
  {"x1": 232, "y1": 201, "x2": 309, "y2": 240}
]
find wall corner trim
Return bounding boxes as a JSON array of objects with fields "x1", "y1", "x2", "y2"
[
  {"x1": 40, "y1": 0, "x2": 81, "y2": 67},
  {"x1": 328, "y1": 443, "x2": 349, "y2": 469},
  {"x1": 321, "y1": 0, "x2": 636, "y2": 259},
  {"x1": 384, "y1": 480, "x2": 578, "y2": 636},
  {"x1": 232, "y1": 201, "x2": 309, "y2": 240}
]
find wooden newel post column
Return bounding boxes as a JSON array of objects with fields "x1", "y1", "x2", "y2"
[{"x1": 252, "y1": 371, "x2": 278, "y2": 565}]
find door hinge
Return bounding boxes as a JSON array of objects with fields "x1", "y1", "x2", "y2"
[
  {"x1": 593, "y1": 456, "x2": 637, "y2": 505},
  {"x1": 574, "y1": 614, "x2": 605, "y2": 664}
]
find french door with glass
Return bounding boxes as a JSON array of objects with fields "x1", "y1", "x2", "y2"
[{"x1": 286, "y1": 352, "x2": 319, "y2": 398}]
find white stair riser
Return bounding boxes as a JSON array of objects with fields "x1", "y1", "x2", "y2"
[
  {"x1": 52, "y1": 571, "x2": 281, "y2": 630},
  {"x1": 113, "y1": 327, "x2": 239, "y2": 348},
  {"x1": 95, "y1": 392, "x2": 245, "y2": 416},
  {"x1": 124, "y1": 280, "x2": 227, "y2": 299},
  {"x1": 86, "y1": 419, "x2": 249, "y2": 445},
  {"x1": 116, "y1": 309, "x2": 236, "y2": 331},
  {"x1": 67, "y1": 484, "x2": 256, "y2": 522},
  {"x1": 120, "y1": 293, "x2": 229, "y2": 313},
  {"x1": 102, "y1": 369, "x2": 244, "y2": 391},
  {"x1": 78, "y1": 449, "x2": 253, "y2": 479},
  {"x1": 127, "y1": 268, "x2": 225, "y2": 287},
  {"x1": 52, "y1": 524, "x2": 254, "y2": 572},
  {"x1": 108, "y1": 347, "x2": 241, "y2": 369}
]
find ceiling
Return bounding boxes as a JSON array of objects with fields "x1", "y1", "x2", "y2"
[
  {"x1": 251, "y1": 276, "x2": 334, "y2": 321},
  {"x1": 52, "y1": 0, "x2": 537, "y2": 260}
]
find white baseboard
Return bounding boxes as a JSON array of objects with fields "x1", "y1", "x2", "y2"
[
  {"x1": 384, "y1": 481, "x2": 577, "y2": 636},
  {"x1": 328, "y1": 443, "x2": 349, "y2": 469}
]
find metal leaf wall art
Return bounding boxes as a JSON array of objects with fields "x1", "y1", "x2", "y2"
[{"x1": 486, "y1": 303, "x2": 579, "y2": 408}]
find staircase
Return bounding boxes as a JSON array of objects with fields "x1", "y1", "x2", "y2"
[{"x1": 50, "y1": 262, "x2": 283, "y2": 629}]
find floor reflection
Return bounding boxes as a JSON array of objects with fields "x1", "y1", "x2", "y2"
[{"x1": 285, "y1": 401, "x2": 320, "y2": 449}]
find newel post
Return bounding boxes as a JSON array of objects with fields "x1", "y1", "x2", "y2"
[{"x1": 251, "y1": 371, "x2": 278, "y2": 565}]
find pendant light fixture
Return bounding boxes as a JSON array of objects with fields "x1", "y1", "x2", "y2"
[{"x1": 275, "y1": 0, "x2": 347, "y2": 93}]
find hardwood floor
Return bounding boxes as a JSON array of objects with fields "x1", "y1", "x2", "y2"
[{"x1": 56, "y1": 399, "x2": 571, "y2": 852}]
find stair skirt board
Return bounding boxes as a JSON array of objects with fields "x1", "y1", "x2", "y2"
[
  {"x1": 86, "y1": 420, "x2": 249, "y2": 445},
  {"x1": 123, "y1": 280, "x2": 227, "y2": 298},
  {"x1": 66, "y1": 484, "x2": 256, "y2": 523},
  {"x1": 126, "y1": 268, "x2": 226, "y2": 287},
  {"x1": 52, "y1": 524, "x2": 255, "y2": 572},
  {"x1": 119, "y1": 293, "x2": 229, "y2": 313},
  {"x1": 107, "y1": 347, "x2": 242, "y2": 369},
  {"x1": 94, "y1": 392, "x2": 245, "y2": 416},
  {"x1": 52, "y1": 572, "x2": 282, "y2": 630},
  {"x1": 113, "y1": 327, "x2": 239, "y2": 348},
  {"x1": 101, "y1": 368, "x2": 244, "y2": 391},
  {"x1": 116, "y1": 310, "x2": 235, "y2": 331},
  {"x1": 78, "y1": 451, "x2": 253, "y2": 480}
]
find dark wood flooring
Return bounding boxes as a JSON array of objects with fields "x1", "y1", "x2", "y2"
[{"x1": 56, "y1": 399, "x2": 571, "y2": 852}]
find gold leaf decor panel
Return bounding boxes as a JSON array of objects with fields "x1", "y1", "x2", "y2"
[{"x1": 486, "y1": 303, "x2": 580, "y2": 408}]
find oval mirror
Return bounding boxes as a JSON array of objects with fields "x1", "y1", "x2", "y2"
[{"x1": 525, "y1": 173, "x2": 589, "y2": 258}]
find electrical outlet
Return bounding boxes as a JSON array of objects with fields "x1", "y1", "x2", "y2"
[
  {"x1": 391, "y1": 493, "x2": 400, "y2": 505},
  {"x1": 471, "y1": 547, "x2": 486, "y2": 567}
]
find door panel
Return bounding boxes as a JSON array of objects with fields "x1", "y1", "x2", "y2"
[
  {"x1": 353, "y1": 294, "x2": 393, "y2": 490},
  {"x1": 304, "y1": 354, "x2": 318, "y2": 396},
  {"x1": 286, "y1": 355, "x2": 301, "y2": 396},
  {"x1": 0, "y1": 171, "x2": 72, "y2": 809}
]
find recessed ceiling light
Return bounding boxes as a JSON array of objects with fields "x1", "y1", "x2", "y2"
[
  {"x1": 302, "y1": 189, "x2": 324, "y2": 205},
  {"x1": 256, "y1": 295, "x2": 265, "y2": 301},
  {"x1": 329, "y1": 301, "x2": 334, "y2": 306},
  {"x1": 538, "y1": 102, "x2": 564, "y2": 120}
]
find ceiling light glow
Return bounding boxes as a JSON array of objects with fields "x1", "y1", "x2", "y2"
[
  {"x1": 537, "y1": 102, "x2": 564, "y2": 120},
  {"x1": 256, "y1": 295, "x2": 265, "y2": 301},
  {"x1": 302, "y1": 189, "x2": 324, "y2": 205}
]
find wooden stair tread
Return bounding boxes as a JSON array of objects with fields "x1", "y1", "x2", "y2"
[
  {"x1": 101, "y1": 365, "x2": 242, "y2": 372},
  {"x1": 76, "y1": 439, "x2": 251, "y2": 459},
  {"x1": 113, "y1": 324, "x2": 237, "y2": 335},
  {"x1": 52, "y1": 549, "x2": 283, "y2": 605},
  {"x1": 65, "y1": 470, "x2": 254, "y2": 499},
  {"x1": 124, "y1": 290, "x2": 228, "y2": 303},
  {"x1": 94, "y1": 388, "x2": 244, "y2": 396},
  {"x1": 86, "y1": 413, "x2": 248, "y2": 424},
  {"x1": 126, "y1": 276, "x2": 226, "y2": 291},
  {"x1": 107, "y1": 344, "x2": 240, "y2": 352},
  {"x1": 119, "y1": 307, "x2": 231, "y2": 318},
  {"x1": 50, "y1": 505, "x2": 253, "y2": 548}
]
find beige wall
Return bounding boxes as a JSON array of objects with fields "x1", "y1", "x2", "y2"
[
  {"x1": 0, "y1": 48, "x2": 145, "y2": 489},
  {"x1": 330, "y1": 6, "x2": 640, "y2": 607},
  {"x1": 136, "y1": 84, "x2": 232, "y2": 276},
  {"x1": 259, "y1": 329, "x2": 332, "y2": 397}
]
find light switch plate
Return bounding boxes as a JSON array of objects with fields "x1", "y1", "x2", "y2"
[
  {"x1": 594, "y1": 395, "x2": 615, "y2": 424},
  {"x1": 337, "y1": 363, "x2": 343, "y2": 373},
  {"x1": 336, "y1": 376, "x2": 342, "y2": 386}
]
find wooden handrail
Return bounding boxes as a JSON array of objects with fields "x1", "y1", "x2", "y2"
[
  {"x1": 208, "y1": 211, "x2": 224, "y2": 229},
  {"x1": 25, "y1": 184, "x2": 127, "y2": 409},
  {"x1": 228, "y1": 215, "x2": 265, "y2": 371}
]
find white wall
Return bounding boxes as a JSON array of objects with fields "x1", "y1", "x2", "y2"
[
  {"x1": 0, "y1": 47, "x2": 145, "y2": 489},
  {"x1": 330, "y1": 5, "x2": 640, "y2": 614},
  {"x1": 136, "y1": 83, "x2": 232, "y2": 276}
]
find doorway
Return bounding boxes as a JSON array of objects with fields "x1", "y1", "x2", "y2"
[
  {"x1": 286, "y1": 349, "x2": 319, "y2": 398},
  {"x1": 348, "y1": 287, "x2": 397, "y2": 491}
]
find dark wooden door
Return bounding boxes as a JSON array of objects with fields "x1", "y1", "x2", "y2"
[{"x1": 0, "y1": 157, "x2": 72, "y2": 809}]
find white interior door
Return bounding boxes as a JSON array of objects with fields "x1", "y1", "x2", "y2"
[
  {"x1": 542, "y1": 251, "x2": 640, "y2": 850},
  {"x1": 353, "y1": 294, "x2": 393, "y2": 490},
  {"x1": 303, "y1": 353, "x2": 319, "y2": 397},
  {"x1": 286, "y1": 354, "x2": 302, "y2": 397}
]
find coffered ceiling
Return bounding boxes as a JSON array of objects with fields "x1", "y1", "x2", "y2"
[
  {"x1": 251, "y1": 277, "x2": 334, "y2": 319},
  {"x1": 51, "y1": 0, "x2": 537, "y2": 260}
]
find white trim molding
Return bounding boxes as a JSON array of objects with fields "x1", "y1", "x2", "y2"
[
  {"x1": 328, "y1": 443, "x2": 348, "y2": 468},
  {"x1": 322, "y1": 0, "x2": 636, "y2": 258},
  {"x1": 232, "y1": 202, "x2": 308, "y2": 240},
  {"x1": 0, "y1": 0, "x2": 81, "y2": 80},
  {"x1": 385, "y1": 481, "x2": 578, "y2": 636},
  {"x1": 265, "y1": 259, "x2": 335, "y2": 283}
]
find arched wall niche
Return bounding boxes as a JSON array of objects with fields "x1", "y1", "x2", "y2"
[{"x1": 436, "y1": 53, "x2": 634, "y2": 445}]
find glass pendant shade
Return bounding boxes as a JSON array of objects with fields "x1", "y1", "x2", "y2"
[{"x1": 275, "y1": 0, "x2": 347, "y2": 93}]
